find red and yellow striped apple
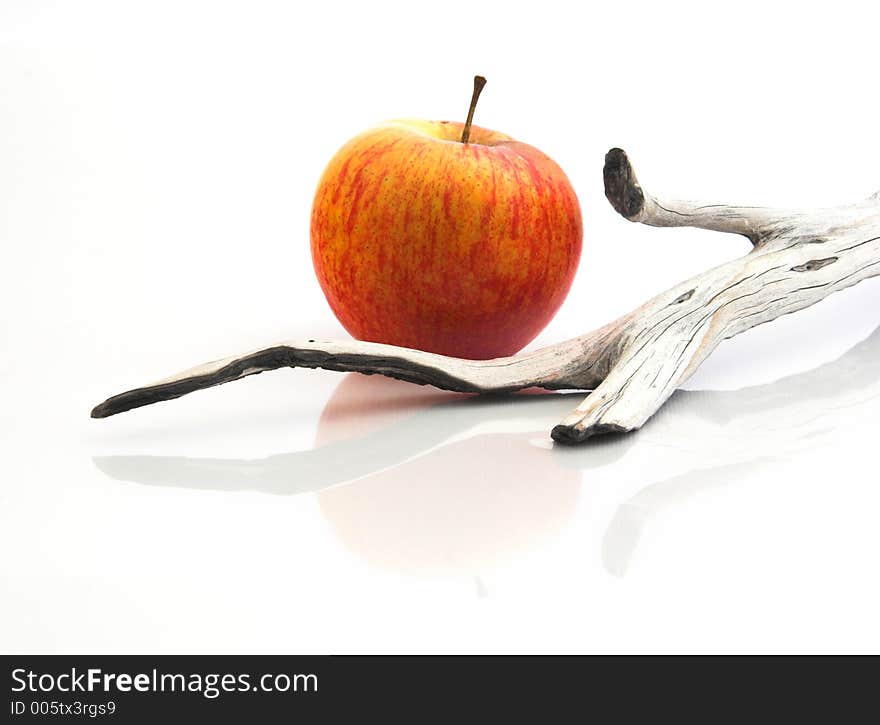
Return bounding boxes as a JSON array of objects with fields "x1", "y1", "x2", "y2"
[{"x1": 310, "y1": 79, "x2": 582, "y2": 359}]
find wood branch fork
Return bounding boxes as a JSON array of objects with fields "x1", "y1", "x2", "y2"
[{"x1": 91, "y1": 149, "x2": 880, "y2": 444}]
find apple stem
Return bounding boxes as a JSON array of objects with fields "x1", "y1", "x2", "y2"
[{"x1": 460, "y1": 75, "x2": 487, "y2": 144}]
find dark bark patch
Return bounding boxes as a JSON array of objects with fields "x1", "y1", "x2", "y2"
[
  {"x1": 791, "y1": 257, "x2": 838, "y2": 272},
  {"x1": 551, "y1": 421, "x2": 630, "y2": 445},
  {"x1": 672, "y1": 289, "x2": 695, "y2": 304},
  {"x1": 604, "y1": 148, "x2": 645, "y2": 219},
  {"x1": 797, "y1": 237, "x2": 829, "y2": 245}
]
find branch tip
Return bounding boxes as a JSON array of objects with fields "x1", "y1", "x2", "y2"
[
  {"x1": 604, "y1": 148, "x2": 645, "y2": 220},
  {"x1": 551, "y1": 421, "x2": 630, "y2": 445}
]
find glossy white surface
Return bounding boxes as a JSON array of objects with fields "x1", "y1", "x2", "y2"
[{"x1": 2, "y1": 0, "x2": 879, "y2": 653}]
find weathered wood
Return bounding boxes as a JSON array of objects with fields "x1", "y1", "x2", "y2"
[
  {"x1": 553, "y1": 149, "x2": 880, "y2": 442},
  {"x1": 92, "y1": 148, "x2": 880, "y2": 444}
]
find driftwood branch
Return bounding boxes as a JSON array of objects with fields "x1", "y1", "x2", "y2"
[{"x1": 92, "y1": 148, "x2": 880, "y2": 444}]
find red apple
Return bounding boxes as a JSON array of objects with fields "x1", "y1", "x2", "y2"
[{"x1": 310, "y1": 78, "x2": 582, "y2": 359}]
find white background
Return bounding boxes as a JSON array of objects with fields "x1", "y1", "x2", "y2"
[{"x1": 2, "y1": 0, "x2": 879, "y2": 653}]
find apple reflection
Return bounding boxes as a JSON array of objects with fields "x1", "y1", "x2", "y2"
[{"x1": 313, "y1": 376, "x2": 581, "y2": 576}]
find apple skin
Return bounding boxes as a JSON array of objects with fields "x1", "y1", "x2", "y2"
[{"x1": 310, "y1": 119, "x2": 582, "y2": 359}]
